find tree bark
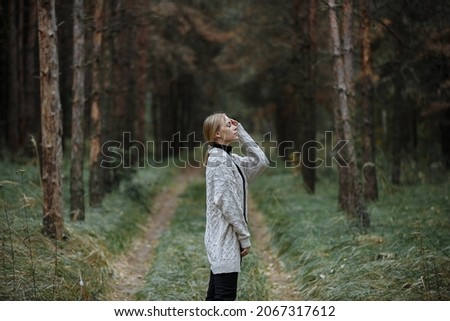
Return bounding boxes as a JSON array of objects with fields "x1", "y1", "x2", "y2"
[
  {"x1": 7, "y1": 1, "x2": 20, "y2": 151},
  {"x1": 37, "y1": 0, "x2": 64, "y2": 239},
  {"x1": 342, "y1": 0, "x2": 355, "y2": 114},
  {"x1": 135, "y1": 0, "x2": 148, "y2": 146},
  {"x1": 336, "y1": 0, "x2": 355, "y2": 211},
  {"x1": 18, "y1": 0, "x2": 26, "y2": 149},
  {"x1": 89, "y1": 0, "x2": 105, "y2": 206},
  {"x1": 360, "y1": 0, "x2": 378, "y2": 201},
  {"x1": 328, "y1": 0, "x2": 369, "y2": 227},
  {"x1": 70, "y1": 0, "x2": 86, "y2": 220},
  {"x1": 302, "y1": 0, "x2": 317, "y2": 193},
  {"x1": 24, "y1": 0, "x2": 40, "y2": 150},
  {"x1": 112, "y1": 0, "x2": 127, "y2": 145},
  {"x1": 391, "y1": 81, "x2": 402, "y2": 185}
]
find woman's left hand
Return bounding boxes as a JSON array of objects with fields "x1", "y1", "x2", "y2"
[
  {"x1": 240, "y1": 247, "x2": 250, "y2": 257},
  {"x1": 230, "y1": 118, "x2": 239, "y2": 127}
]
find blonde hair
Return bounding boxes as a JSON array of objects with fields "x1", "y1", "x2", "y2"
[
  {"x1": 203, "y1": 113, "x2": 226, "y2": 144},
  {"x1": 202, "y1": 113, "x2": 226, "y2": 166}
]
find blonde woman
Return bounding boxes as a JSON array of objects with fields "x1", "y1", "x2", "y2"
[{"x1": 202, "y1": 113, "x2": 269, "y2": 300}]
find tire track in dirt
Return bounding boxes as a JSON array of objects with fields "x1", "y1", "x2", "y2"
[
  {"x1": 107, "y1": 167, "x2": 201, "y2": 300},
  {"x1": 249, "y1": 194, "x2": 302, "y2": 301}
]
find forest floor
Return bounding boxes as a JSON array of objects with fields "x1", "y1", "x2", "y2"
[{"x1": 106, "y1": 166, "x2": 300, "y2": 300}]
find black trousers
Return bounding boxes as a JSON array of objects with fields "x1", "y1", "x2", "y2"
[{"x1": 205, "y1": 271, "x2": 239, "y2": 301}]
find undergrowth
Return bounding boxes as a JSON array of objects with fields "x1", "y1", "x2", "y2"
[
  {"x1": 2, "y1": 151, "x2": 448, "y2": 301},
  {"x1": 0, "y1": 157, "x2": 173, "y2": 300},
  {"x1": 251, "y1": 165, "x2": 450, "y2": 300}
]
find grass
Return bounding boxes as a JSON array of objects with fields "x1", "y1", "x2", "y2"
[
  {"x1": 136, "y1": 180, "x2": 270, "y2": 301},
  {"x1": 2, "y1": 150, "x2": 448, "y2": 301},
  {"x1": 0, "y1": 156, "x2": 174, "y2": 300},
  {"x1": 251, "y1": 165, "x2": 450, "y2": 300}
]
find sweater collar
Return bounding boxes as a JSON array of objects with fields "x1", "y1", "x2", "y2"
[{"x1": 211, "y1": 142, "x2": 232, "y2": 154}]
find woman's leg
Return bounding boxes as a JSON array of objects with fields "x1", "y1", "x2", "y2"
[
  {"x1": 205, "y1": 271, "x2": 216, "y2": 300},
  {"x1": 205, "y1": 271, "x2": 239, "y2": 301}
]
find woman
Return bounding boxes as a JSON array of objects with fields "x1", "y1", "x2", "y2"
[{"x1": 203, "y1": 113, "x2": 269, "y2": 300}]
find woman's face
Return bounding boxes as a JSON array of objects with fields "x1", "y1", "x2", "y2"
[{"x1": 216, "y1": 115, "x2": 238, "y2": 145}]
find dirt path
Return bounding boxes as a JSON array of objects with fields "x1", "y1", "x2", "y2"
[
  {"x1": 107, "y1": 167, "x2": 201, "y2": 300},
  {"x1": 249, "y1": 194, "x2": 302, "y2": 301},
  {"x1": 106, "y1": 165, "x2": 299, "y2": 301}
]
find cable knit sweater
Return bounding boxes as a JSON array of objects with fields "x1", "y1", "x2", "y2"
[{"x1": 204, "y1": 124, "x2": 269, "y2": 274}]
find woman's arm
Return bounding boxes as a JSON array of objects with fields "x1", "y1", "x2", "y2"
[{"x1": 232, "y1": 122, "x2": 269, "y2": 183}]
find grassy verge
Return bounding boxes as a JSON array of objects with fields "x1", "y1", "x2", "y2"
[
  {"x1": 136, "y1": 180, "x2": 270, "y2": 301},
  {"x1": 0, "y1": 157, "x2": 174, "y2": 300},
  {"x1": 251, "y1": 166, "x2": 450, "y2": 300}
]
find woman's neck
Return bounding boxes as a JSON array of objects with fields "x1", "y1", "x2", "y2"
[{"x1": 211, "y1": 142, "x2": 232, "y2": 154}]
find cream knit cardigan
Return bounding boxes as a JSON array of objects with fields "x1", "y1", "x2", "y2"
[{"x1": 204, "y1": 124, "x2": 269, "y2": 274}]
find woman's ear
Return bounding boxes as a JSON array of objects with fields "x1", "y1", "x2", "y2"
[{"x1": 215, "y1": 131, "x2": 221, "y2": 139}]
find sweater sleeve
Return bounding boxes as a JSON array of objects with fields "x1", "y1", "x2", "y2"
[
  {"x1": 209, "y1": 162, "x2": 251, "y2": 249},
  {"x1": 233, "y1": 124, "x2": 269, "y2": 183}
]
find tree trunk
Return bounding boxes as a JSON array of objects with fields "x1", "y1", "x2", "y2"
[
  {"x1": 37, "y1": 0, "x2": 64, "y2": 239},
  {"x1": 101, "y1": 0, "x2": 116, "y2": 191},
  {"x1": 112, "y1": 0, "x2": 127, "y2": 144},
  {"x1": 337, "y1": 0, "x2": 356, "y2": 211},
  {"x1": 7, "y1": 1, "x2": 20, "y2": 152},
  {"x1": 441, "y1": 109, "x2": 450, "y2": 169},
  {"x1": 328, "y1": 0, "x2": 369, "y2": 227},
  {"x1": 151, "y1": 63, "x2": 160, "y2": 157},
  {"x1": 135, "y1": 3, "x2": 148, "y2": 146},
  {"x1": 18, "y1": 0, "x2": 27, "y2": 149},
  {"x1": 302, "y1": 0, "x2": 317, "y2": 193},
  {"x1": 89, "y1": 0, "x2": 105, "y2": 206},
  {"x1": 391, "y1": 82, "x2": 402, "y2": 185},
  {"x1": 360, "y1": 0, "x2": 378, "y2": 201},
  {"x1": 70, "y1": 0, "x2": 85, "y2": 220},
  {"x1": 342, "y1": 0, "x2": 355, "y2": 114},
  {"x1": 24, "y1": 0, "x2": 40, "y2": 150}
]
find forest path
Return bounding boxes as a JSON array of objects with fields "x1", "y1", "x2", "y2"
[
  {"x1": 107, "y1": 166, "x2": 201, "y2": 300},
  {"x1": 106, "y1": 165, "x2": 300, "y2": 300},
  {"x1": 249, "y1": 194, "x2": 302, "y2": 300}
]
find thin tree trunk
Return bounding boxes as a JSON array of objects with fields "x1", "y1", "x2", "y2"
[
  {"x1": 151, "y1": 63, "x2": 160, "y2": 157},
  {"x1": 342, "y1": 0, "x2": 355, "y2": 114},
  {"x1": 342, "y1": 0, "x2": 357, "y2": 204},
  {"x1": 123, "y1": 0, "x2": 140, "y2": 166},
  {"x1": 360, "y1": 0, "x2": 378, "y2": 201},
  {"x1": 391, "y1": 83, "x2": 402, "y2": 185},
  {"x1": 441, "y1": 109, "x2": 450, "y2": 169},
  {"x1": 328, "y1": 0, "x2": 369, "y2": 227},
  {"x1": 37, "y1": 0, "x2": 64, "y2": 239},
  {"x1": 135, "y1": 3, "x2": 148, "y2": 146},
  {"x1": 101, "y1": 0, "x2": 116, "y2": 192},
  {"x1": 113, "y1": 0, "x2": 127, "y2": 144},
  {"x1": 25, "y1": 0, "x2": 39, "y2": 148},
  {"x1": 18, "y1": 0, "x2": 26, "y2": 148},
  {"x1": 294, "y1": 0, "x2": 317, "y2": 193},
  {"x1": 338, "y1": 0, "x2": 355, "y2": 211},
  {"x1": 89, "y1": 0, "x2": 104, "y2": 206},
  {"x1": 328, "y1": 1, "x2": 352, "y2": 212},
  {"x1": 7, "y1": 1, "x2": 20, "y2": 151},
  {"x1": 70, "y1": 0, "x2": 85, "y2": 220}
]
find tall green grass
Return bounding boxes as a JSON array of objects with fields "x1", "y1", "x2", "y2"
[
  {"x1": 0, "y1": 156, "x2": 174, "y2": 300},
  {"x1": 136, "y1": 181, "x2": 270, "y2": 301},
  {"x1": 251, "y1": 166, "x2": 450, "y2": 300}
]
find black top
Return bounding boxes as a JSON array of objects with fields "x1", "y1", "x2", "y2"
[{"x1": 211, "y1": 142, "x2": 232, "y2": 155}]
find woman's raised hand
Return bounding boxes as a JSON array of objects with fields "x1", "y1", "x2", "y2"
[{"x1": 230, "y1": 118, "x2": 239, "y2": 127}]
